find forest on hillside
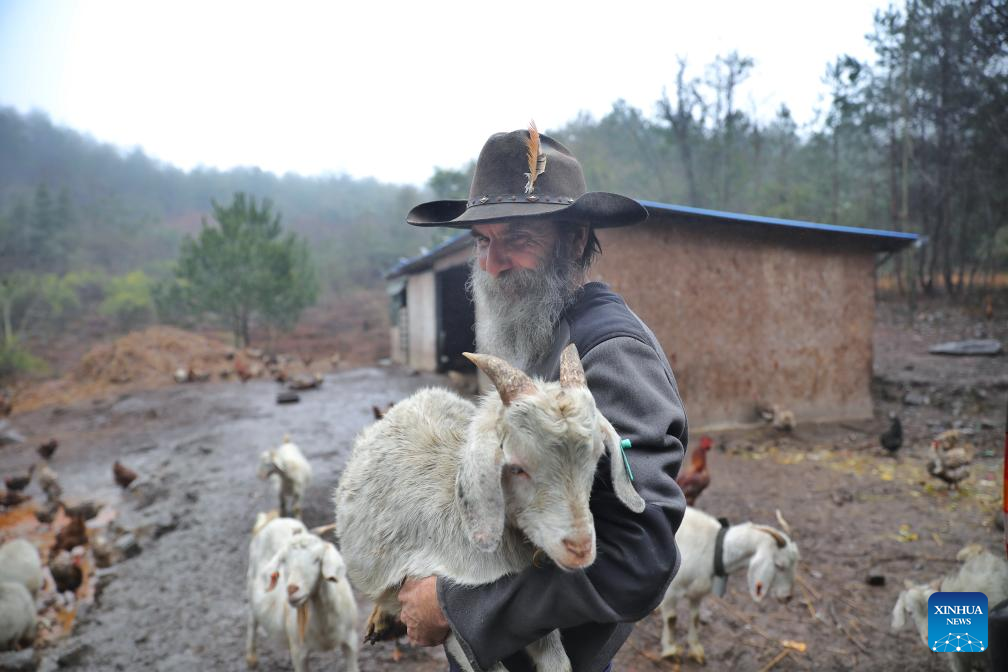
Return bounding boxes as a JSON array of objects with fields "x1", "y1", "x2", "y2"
[{"x1": 0, "y1": 0, "x2": 1005, "y2": 378}]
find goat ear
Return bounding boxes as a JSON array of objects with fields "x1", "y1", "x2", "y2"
[
  {"x1": 264, "y1": 549, "x2": 284, "y2": 591},
  {"x1": 321, "y1": 544, "x2": 343, "y2": 582},
  {"x1": 598, "y1": 415, "x2": 645, "y2": 513},
  {"x1": 456, "y1": 430, "x2": 505, "y2": 552},
  {"x1": 463, "y1": 352, "x2": 535, "y2": 406},
  {"x1": 891, "y1": 594, "x2": 907, "y2": 630}
]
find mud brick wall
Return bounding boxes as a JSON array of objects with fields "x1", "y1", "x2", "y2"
[{"x1": 593, "y1": 218, "x2": 877, "y2": 429}]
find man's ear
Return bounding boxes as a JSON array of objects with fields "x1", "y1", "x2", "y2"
[{"x1": 571, "y1": 224, "x2": 590, "y2": 258}]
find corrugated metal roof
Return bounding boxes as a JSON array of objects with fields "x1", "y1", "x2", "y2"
[
  {"x1": 641, "y1": 200, "x2": 918, "y2": 252},
  {"x1": 386, "y1": 201, "x2": 919, "y2": 277},
  {"x1": 385, "y1": 233, "x2": 470, "y2": 279}
]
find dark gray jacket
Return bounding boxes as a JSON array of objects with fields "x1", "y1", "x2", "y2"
[{"x1": 439, "y1": 282, "x2": 689, "y2": 672}]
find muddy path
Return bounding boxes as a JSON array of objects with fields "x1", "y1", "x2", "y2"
[{"x1": 1, "y1": 297, "x2": 1006, "y2": 671}]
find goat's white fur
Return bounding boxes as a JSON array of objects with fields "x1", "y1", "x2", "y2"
[
  {"x1": 0, "y1": 581, "x2": 36, "y2": 651},
  {"x1": 891, "y1": 544, "x2": 1008, "y2": 672},
  {"x1": 660, "y1": 506, "x2": 800, "y2": 663},
  {"x1": 258, "y1": 438, "x2": 313, "y2": 519},
  {"x1": 334, "y1": 346, "x2": 644, "y2": 672},
  {"x1": 245, "y1": 516, "x2": 358, "y2": 672},
  {"x1": 0, "y1": 539, "x2": 43, "y2": 598}
]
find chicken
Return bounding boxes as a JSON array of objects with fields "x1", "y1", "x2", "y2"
[
  {"x1": 4, "y1": 464, "x2": 34, "y2": 491},
  {"x1": 926, "y1": 429, "x2": 972, "y2": 491},
  {"x1": 371, "y1": 401, "x2": 395, "y2": 421},
  {"x1": 757, "y1": 403, "x2": 795, "y2": 431},
  {"x1": 287, "y1": 373, "x2": 323, "y2": 391},
  {"x1": 37, "y1": 462, "x2": 63, "y2": 504},
  {"x1": 880, "y1": 413, "x2": 902, "y2": 457},
  {"x1": 234, "y1": 356, "x2": 254, "y2": 383},
  {"x1": 49, "y1": 549, "x2": 84, "y2": 593},
  {"x1": 51, "y1": 513, "x2": 88, "y2": 558},
  {"x1": 0, "y1": 489, "x2": 31, "y2": 508},
  {"x1": 113, "y1": 460, "x2": 138, "y2": 489},
  {"x1": 676, "y1": 435, "x2": 713, "y2": 506},
  {"x1": 37, "y1": 438, "x2": 59, "y2": 460}
]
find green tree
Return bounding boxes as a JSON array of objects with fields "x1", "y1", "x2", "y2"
[
  {"x1": 100, "y1": 271, "x2": 154, "y2": 331},
  {"x1": 173, "y1": 192, "x2": 318, "y2": 346}
]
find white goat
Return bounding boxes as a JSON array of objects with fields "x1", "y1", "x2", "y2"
[
  {"x1": 258, "y1": 437, "x2": 313, "y2": 519},
  {"x1": 892, "y1": 544, "x2": 1008, "y2": 672},
  {"x1": 660, "y1": 506, "x2": 800, "y2": 664},
  {"x1": 0, "y1": 538, "x2": 43, "y2": 598},
  {"x1": 246, "y1": 515, "x2": 358, "y2": 672},
  {"x1": 334, "y1": 345, "x2": 645, "y2": 672},
  {"x1": 0, "y1": 581, "x2": 36, "y2": 651}
]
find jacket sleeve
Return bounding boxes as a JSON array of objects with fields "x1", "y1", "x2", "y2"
[{"x1": 438, "y1": 336, "x2": 688, "y2": 671}]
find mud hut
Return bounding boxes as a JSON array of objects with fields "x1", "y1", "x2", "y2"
[{"x1": 385, "y1": 201, "x2": 917, "y2": 429}]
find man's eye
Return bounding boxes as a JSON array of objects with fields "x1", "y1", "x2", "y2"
[{"x1": 474, "y1": 237, "x2": 489, "y2": 249}]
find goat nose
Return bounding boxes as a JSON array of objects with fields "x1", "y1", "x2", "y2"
[
  {"x1": 287, "y1": 584, "x2": 299, "y2": 597},
  {"x1": 562, "y1": 536, "x2": 592, "y2": 559}
]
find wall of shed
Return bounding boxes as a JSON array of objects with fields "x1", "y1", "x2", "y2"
[
  {"x1": 592, "y1": 220, "x2": 876, "y2": 429},
  {"x1": 406, "y1": 271, "x2": 437, "y2": 371}
]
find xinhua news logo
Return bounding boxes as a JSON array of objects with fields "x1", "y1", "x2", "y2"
[{"x1": 927, "y1": 592, "x2": 988, "y2": 653}]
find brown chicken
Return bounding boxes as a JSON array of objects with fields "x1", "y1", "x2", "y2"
[
  {"x1": 234, "y1": 356, "x2": 254, "y2": 383},
  {"x1": 113, "y1": 460, "x2": 138, "y2": 488},
  {"x1": 926, "y1": 429, "x2": 972, "y2": 491},
  {"x1": 52, "y1": 513, "x2": 88, "y2": 558},
  {"x1": 5, "y1": 464, "x2": 35, "y2": 491},
  {"x1": 38, "y1": 438, "x2": 59, "y2": 460},
  {"x1": 676, "y1": 435, "x2": 713, "y2": 506}
]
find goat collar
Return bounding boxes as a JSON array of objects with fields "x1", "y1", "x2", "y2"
[{"x1": 713, "y1": 517, "x2": 730, "y2": 579}]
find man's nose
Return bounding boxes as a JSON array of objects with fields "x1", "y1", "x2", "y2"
[{"x1": 482, "y1": 240, "x2": 512, "y2": 278}]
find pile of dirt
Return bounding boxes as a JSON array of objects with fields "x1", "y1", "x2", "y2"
[
  {"x1": 13, "y1": 327, "x2": 232, "y2": 414},
  {"x1": 72, "y1": 327, "x2": 231, "y2": 385}
]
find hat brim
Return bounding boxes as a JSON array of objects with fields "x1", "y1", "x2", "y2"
[{"x1": 406, "y1": 191, "x2": 648, "y2": 229}]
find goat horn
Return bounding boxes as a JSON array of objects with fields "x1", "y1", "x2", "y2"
[
  {"x1": 559, "y1": 343, "x2": 586, "y2": 388},
  {"x1": 775, "y1": 509, "x2": 793, "y2": 536},
  {"x1": 755, "y1": 526, "x2": 787, "y2": 548},
  {"x1": 310, "y1": 523, "x2": 337, "y2": 536},
  {"x1": 463, "y1": 352, "x2": 536, "y2": 406}
]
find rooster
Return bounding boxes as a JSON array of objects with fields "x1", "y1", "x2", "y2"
[
  {"x1": 113, "y1": 460, "x2": 138, "y2": 489},
  {"x1": 676, "y1": 435, "x2": 713, "y2": 506},
  {"x1": 926, "y1": 429, "x2": 972, "y2": 491}
]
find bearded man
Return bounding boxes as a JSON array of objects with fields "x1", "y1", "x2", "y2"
[{"x1": 397, "y1": 125, "x2": 688, "y2": 672}]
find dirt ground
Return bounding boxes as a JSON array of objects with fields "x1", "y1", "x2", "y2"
[{"x1": 0, "y1": 295, "x2": 1005, "y2": 672}]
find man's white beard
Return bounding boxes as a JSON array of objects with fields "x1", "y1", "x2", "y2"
[{"x1": 467, "y1": 250, "x2": 581, "y2": 373}]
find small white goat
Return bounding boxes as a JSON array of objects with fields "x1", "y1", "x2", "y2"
[
  {"x1": 258, "y1": 437, "x2": 313, "y2": 519},
  {"x1": 892, "y1": 544, "x2": 1008, "y2": 672},
  {"x1": 0, "y1": 538, "x2": 43, "y2": 598},
  {"x1": 660, "y1": 506, "x2": 800, "y2": 664},
  {"x1": 0, "y1": 581, "x2": 36, "y2": 651},
  {"x1": 334, "y1": 345, "x2": 645, "y2": 672},
  {"x1": 246, "y1": 515, "x2": 358, "y2": 672}
]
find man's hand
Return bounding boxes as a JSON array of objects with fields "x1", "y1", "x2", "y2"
[{"x1": 398, "y1": 576, "x2": 450, "y2": 646}]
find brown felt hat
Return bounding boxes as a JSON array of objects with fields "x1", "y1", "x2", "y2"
[{"x1": 406, "y1": 127, "x2": 648, "y2": 229}]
